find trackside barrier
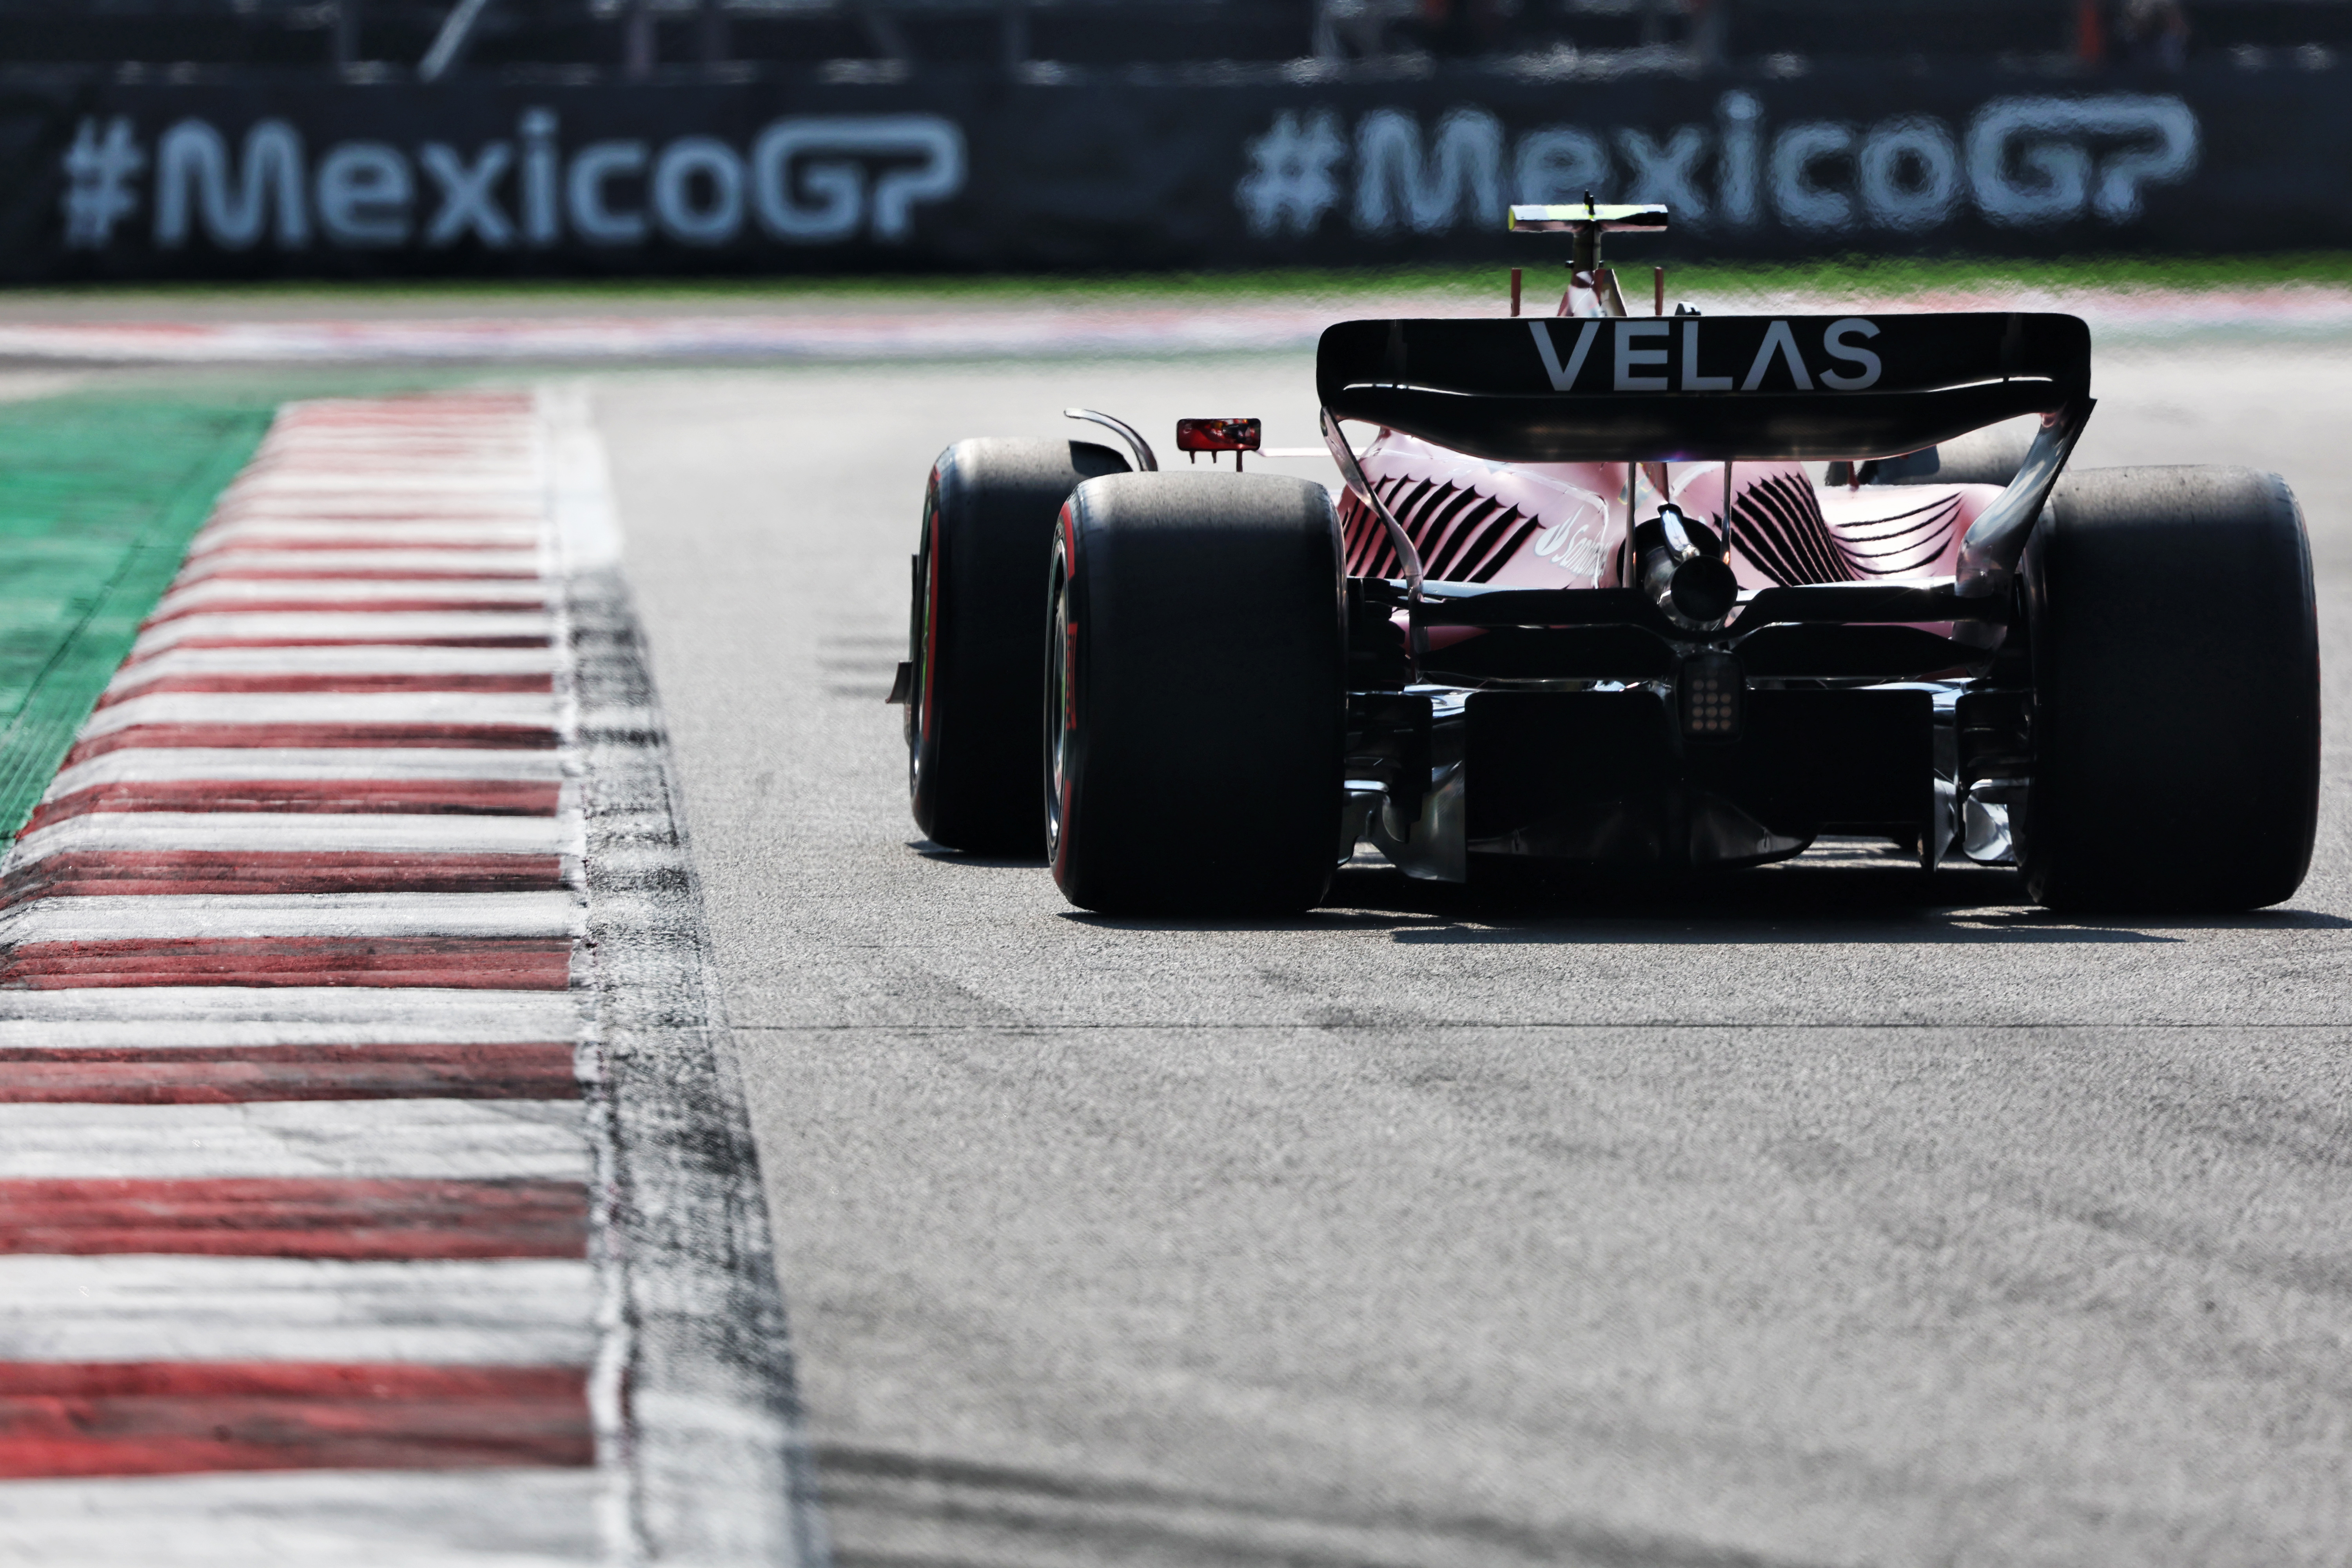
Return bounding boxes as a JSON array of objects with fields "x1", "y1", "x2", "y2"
[{"x1": 13, "y1": 62, "x2": 2352, "y2": 280}]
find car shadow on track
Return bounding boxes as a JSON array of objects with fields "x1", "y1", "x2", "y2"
[
  {"x1": 907, "y1": 835, "x2": 2348, "y2": 942},
  {"x1": 1052, "y1": 842, "x2": 2350, "y2": 944},
  {"x1": 911, "y1": 842, "x2": 1049, "y2": 869}
]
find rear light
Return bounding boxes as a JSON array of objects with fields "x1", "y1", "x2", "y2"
[
  {"x1": 1175, "y1": 417, "x2": 1261, "y2": 469},
  {"x1": 1680, "y1": 652, "x2": 1743, "y2": 742}
]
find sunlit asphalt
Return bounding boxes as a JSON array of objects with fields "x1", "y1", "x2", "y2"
[{"x1": 601, "y1": 342, "x2": 2352, "y2": 1568}]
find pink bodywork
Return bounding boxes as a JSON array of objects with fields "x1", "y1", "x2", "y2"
[{"x1": 1340, "y1": 429, "x2": 2002, "y2": 650}]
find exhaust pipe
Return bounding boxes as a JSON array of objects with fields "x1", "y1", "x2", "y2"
[{"x1": 1635, "y1": 503, "x2": 1737, "y2": 631}]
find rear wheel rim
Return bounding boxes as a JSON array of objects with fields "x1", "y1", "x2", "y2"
[
  {"x1": 1044, "y1": 548, "x2": 1072, "y2": 862},
  {"x1": 908, "y1": 506, "x2": 938, "y2": 800}
]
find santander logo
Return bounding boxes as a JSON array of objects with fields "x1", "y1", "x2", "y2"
[{"x1": 1532, "y1": 507, "x2": 1607, "y2": 581}]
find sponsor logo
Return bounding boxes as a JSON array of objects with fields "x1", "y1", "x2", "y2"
[
  {"x1": 1531, "y1": 508, "x2": 1607, "y2": 580},
  {"x1": 61, "y1": 111, "x2": 966, "y2": 252},
  {"x1": 1529, "y1": 317, "x2": 1882, "y2": 393},
  {"x1": 1236, "y1": 93, "x2": 2198, "y2": 240}
]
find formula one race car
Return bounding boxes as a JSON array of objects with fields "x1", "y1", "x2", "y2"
[{"x1": 897, "y1": 205, "x2": 2318, "y2": 915}]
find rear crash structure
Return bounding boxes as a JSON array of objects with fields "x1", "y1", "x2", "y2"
[{"x1": 900, "y1": 206, "x2": 2320, "y2": 915}]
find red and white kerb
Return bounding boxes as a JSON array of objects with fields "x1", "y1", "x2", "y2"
[{"x1": 0, "y1": 393, "x2": 615, "y2": 1559}]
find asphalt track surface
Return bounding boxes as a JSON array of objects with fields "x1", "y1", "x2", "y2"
[{"x1": 597, "y1": 344, "x2": 2352, "y2": 1568}]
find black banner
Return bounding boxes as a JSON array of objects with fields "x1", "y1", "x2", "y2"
[{"x1": 4, "y1": 63, "x2": 2347, "y2": 281}]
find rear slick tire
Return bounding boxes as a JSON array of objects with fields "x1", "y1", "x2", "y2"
[
  {"x1": 908, "y1": 436, "x2": 1129, "y2": 855},
  {"x1": 2022, "y1": 465, "x2": 2319, "y2": 911},
  {"x1": 1047, "y1": 472, "x2": 1346, "y2": 915}
]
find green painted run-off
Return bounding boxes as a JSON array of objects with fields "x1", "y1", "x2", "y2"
[{"x1": 0, "y1": 396, "x2": 272, "y2": 839}]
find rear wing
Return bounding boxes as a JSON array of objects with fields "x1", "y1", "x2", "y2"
[
  {"x1": 1318, "y1": 311, "x2": 2092, "y2": 596},
  {"x1": 1316, "y1": 312, "x2": 2089, "y2": 465}
]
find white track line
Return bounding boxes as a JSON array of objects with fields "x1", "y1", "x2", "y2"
[
  {"x1": 0, "y1": 985, "x2": 582, "y2": 1047},
  {"x1": 41, "y1": 749, "x2": 568, "y2": 795},
  {"x1": 191, "y1": 523, "x2": 544, "y2": 552},
  {"x1": 224, "y1": 492, "x2": 536, "y2": 503},
  {"x1": 240, "y1": 446, "x2": 533, "y2": 458},
  {"x1": 0, "y1": 1099, "x2": 590, "y2": 1180},
  {"x1": 255, "y1": 452, "x2": 536, "y2": 463},
  {"x1": 175, "y1": 550, "x2": 546, "y2": 581},
  {"x1": 0, "y1": 1470, "x2": 602, "y2": 1568},
  {"x1": 226, "y1": 475, "x2": 544, "y2": 500},
  {"x1": 129, "y1": 612, "x2": 556, "y2": 659},
  {"x1": 210, "y1": 489, "x2": 541, "y2": 507},
  {"x1": 8, "y1": 812, "x2": 575, "y2": 864},
  {"x1": 0, "y1": 1257, "x2": 597, "y2": 1364},
  {"x1": 0, "y1": 891, "x2": 583, "y2": 943},
  {"x1": 105, "y1": 647, "x2": 561, "y2": 691},
  {"x1": 75, "y1": 691, "x2": 559, "y2": 738},
  {"x1": 154, "y1": 580, "x2": 552, "y2": 617},
  {"x1": 204, "y1": 501, "x2": 541, "y2": 519},
  {"x1": 251, "y1": 430, "x2": 533, "y2": 443}
]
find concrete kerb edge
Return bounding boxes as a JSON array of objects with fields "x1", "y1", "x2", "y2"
[{"x1": 546, "y1": 382, "x2": 831, "y2": 1568}]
